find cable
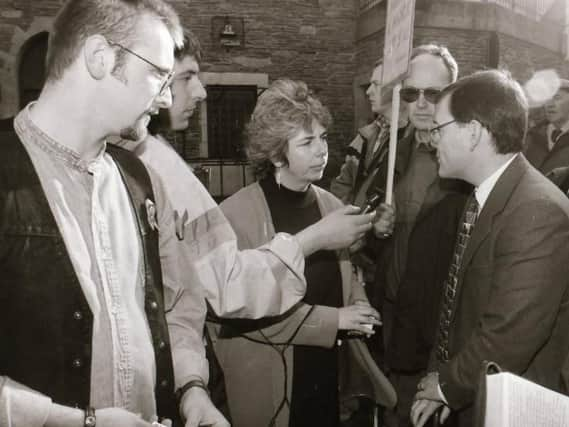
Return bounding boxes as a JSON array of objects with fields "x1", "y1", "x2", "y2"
[{"x1": 238, "y1": 305, "x2": 316, "y2": 427}]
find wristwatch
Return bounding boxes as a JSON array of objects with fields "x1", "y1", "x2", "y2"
[{"x1": 84, "y1": 406, "x2": 96, "y2": 427}]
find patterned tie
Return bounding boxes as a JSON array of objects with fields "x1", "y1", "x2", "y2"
[
  {"x1": 436, "y1": 194, "x2": 480, "y2": 363},
  {"x1": 551, "y1": 128, "x2": 562, "y2": 144}
]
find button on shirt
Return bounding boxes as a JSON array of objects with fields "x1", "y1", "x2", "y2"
[{"x1": 13, "y1": 105, "x2": 157, "y2": 420}]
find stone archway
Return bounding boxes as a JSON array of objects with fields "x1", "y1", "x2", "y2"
[{"x1": 0, "y1": 16, "x2": 53, "y2": 117}]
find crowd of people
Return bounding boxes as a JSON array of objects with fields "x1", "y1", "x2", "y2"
[{"x1": 2, "y1": 1, "x2": 569, "y2": 427}]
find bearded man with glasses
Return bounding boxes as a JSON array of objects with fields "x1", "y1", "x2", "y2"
[
  {"x1": 380, "y1": 44, "x2": 471, "y2": 427},
  {"x1": 0, "y1": 1, "x2": 231, "y2": 426}
]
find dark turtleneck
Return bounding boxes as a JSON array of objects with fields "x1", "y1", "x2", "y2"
[{"x1": 259, "y1": 174, "x2": 342, "y2": 427}]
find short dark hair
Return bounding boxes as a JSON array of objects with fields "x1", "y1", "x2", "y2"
[
  {"x1": 411, "y1": 44, "x2": 458, "y2": 83},
  {"x1": 175, "y1": 29, "x2": 203, "y2": 63},
  {"x1": 246, "y1": 79, "x2": 332, "y2": 178},
  {"x1": 46, "y1": 0, "x2": 183, "y2": 82},
  {"x1": 440, "y1": 69, "x2": 528, "y2": 154}
]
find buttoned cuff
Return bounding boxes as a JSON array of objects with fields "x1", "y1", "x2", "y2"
[
  {"x1": 266, "y1": 232, "x2": 306, "y2": 292},
  {"x1": 0, "y1": 377, "x2": 53, "y2": 427}
]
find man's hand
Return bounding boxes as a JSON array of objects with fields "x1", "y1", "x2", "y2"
[
  {"x1": 45, "y1": 404, "x2": 155, "y2": 427},
  {"x1": 410, "y1": 372, "x2": 451, "y2": 427},
  {"x1": 338, "y1": 303, "x2": 381, "y2": 335},
  {"x1": 296, "y1": 205, "x2": 375, "y2": 256},
  {"x1": 180, "y1": 386, "x2": 229, "y2": 427},
  {"x1": 410, "y1": 399, "x2": 449, "y2": 427},
  {"x1": 415, "y1": 371, "x2": 442, "y2": 402},
  {"x1": 372, "y1": 202, "x2": 395, "y2": 238}
]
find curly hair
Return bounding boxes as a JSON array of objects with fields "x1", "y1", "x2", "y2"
[{"x1": 246, "y1": 78, "x2": 332, "y2": 179}]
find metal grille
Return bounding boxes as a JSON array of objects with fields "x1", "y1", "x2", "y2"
[{"x1": 206, "y1": 85, "x2": 257, "y2": 159}]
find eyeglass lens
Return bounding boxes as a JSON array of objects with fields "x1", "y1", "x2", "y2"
[{"x1": 400, "y1": 87, "x2": 441, "y2": 104}]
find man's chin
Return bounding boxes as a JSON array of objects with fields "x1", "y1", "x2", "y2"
[{"x1": 120, "y1": 122, "x2": 149, "y2": 142}]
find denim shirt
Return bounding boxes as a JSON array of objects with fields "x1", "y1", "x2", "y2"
[{"x1": 15, "y1": 105, "x2": 160, "y2": 418}]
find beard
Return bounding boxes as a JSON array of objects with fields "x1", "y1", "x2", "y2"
[{"x1": 120, "y1": 114, "x2": 150, "y2": 141}]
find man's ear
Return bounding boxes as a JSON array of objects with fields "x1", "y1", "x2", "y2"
[{"x1": 83, "y1": 35, "x2": 114, "y2": 80}]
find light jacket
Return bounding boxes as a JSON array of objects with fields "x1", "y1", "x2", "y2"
[{"x1": 208, "y1": 182, "x2": 395, "y2": 427}]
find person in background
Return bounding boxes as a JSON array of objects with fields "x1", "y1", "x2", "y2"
[
  {"x1": 525, "y1": 78, "x2": 569, "y2": 175},
  {"x1": 330, "y1": 60, "x2": 405, "y2": 311},
  {"x1": 213, "y1": 79, "x2": 396, "y2": 427},
  {"x1": 381, "y1": 44, "x2": 468, "y2": 427}
]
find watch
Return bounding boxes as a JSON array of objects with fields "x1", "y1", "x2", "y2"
[{"x1": 84, "y1": 406, "x2": 96, "y2": 427}]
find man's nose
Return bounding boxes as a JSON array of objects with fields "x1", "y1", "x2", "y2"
[
  {"x1": 155, "y1": 86, "x2": 173, "y2": 109},
  {"x1": 194, "y1": 80, "x2": 207, "y2": 102},
  {"x1": 416, "y1": 91, "x2": 428, "y2": 108}
]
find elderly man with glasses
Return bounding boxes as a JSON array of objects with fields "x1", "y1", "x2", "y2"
[{"x1": 379, "y1": 44, "x2": 472, "y2": 427}]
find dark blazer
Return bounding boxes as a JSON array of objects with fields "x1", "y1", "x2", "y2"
[
  {"x1": 436, "y1": 155, "x2": 569, "y2": 426},
  {"x1": 525, "y1": 124, "x2": 569, "y2": 174}
]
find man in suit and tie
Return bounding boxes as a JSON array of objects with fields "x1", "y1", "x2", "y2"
[
  {"x1": 411, "y1": 69, "x2": 569, "y2": 427},
  {"x1": 525, "y1": 78, "x2": 569, "y2": 175}
]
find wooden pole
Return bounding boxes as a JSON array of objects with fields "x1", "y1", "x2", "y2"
[{"x1": 385, "y1": 82, "x2": 401, "y2": 205}]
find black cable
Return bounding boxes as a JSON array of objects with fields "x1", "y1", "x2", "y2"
[{"x1": 239, "y1": 305, "x2": 317, "y2": 427}]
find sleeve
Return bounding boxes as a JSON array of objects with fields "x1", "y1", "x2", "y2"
[
  {"x1": 0, "y1": 377, "x2": 53, "y2": 427},
  {"x1": 439, "y1": 199, "x2": 569, "y2": 410},
  {"x1": 238, "y1": 303, "x2": 339, "y2": 349},
  {"x1": 329, "y1": 135, "x2": 364, "y2": 204},
  {"x1": 189, "y1": 207, "x2": 307, "y2": 319},
  {"x1": 148, "y1": 166, "x2": 209, "y2": 387}
]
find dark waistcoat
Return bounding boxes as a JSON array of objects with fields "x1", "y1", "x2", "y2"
[{"x1": 0, "y1": 130, "x2": 178, "y2": 422}]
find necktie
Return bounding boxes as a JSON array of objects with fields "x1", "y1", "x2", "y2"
[
  {"x1": 436, "y1": 195, "x2": 480, "y2": 363},
  {"x1": 551, "y1": 128, "x2": 562, "y2": 143}
]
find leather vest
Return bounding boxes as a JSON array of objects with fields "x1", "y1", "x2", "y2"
[{"x1": 0, "y1": 130, "x2": 179, "y2": 422}]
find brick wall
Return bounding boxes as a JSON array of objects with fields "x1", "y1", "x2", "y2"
[
  {"x1": 173, "y1": 0, "x2": 357, "y2": 186},
  {"x1": 0, "y1": 0, "x2": 357, "y2": 188}
]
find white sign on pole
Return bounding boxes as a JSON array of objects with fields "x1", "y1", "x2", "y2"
[
  {"x1": 382, "y1": 0, "x2": 416, "y2": 205},
  {"x1": 382, "y1": 0, "x2": 416, "y2": 87}
]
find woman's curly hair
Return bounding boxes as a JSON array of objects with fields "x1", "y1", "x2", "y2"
[{"x1": 246, "y1": 78, "x2": 332, "y2": 179}]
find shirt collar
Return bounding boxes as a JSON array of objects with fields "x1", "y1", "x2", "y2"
[
  {"x1": 15, "y1": 103, "x2": 107, "y2": 173},
  {"x1": 474, "y1": 154, "x2": 517, "y2": 210},
  {"x1": 547, "y1": 121, "x2": 569, "y2": 148}
]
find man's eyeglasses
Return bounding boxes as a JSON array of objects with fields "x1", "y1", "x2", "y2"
[
  {"x1": 429, "y1": 119, "x2": 456, "y2": 140},
  {"x1": 109, "y1": 41, "x2": 175, "y2": 96},
  {"x1": 400, "y1": 87, "x2": 441, "y2": 104}
]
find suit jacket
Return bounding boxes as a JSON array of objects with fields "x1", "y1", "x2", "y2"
[
  {"x1": 436, "y1": 155, "x2": 569, "y2": 426},
  {"x1": 525, "y1": 124, "x2": 569, "y2": 174}
]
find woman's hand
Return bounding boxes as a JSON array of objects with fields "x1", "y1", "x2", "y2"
[
  {"x1": 373, "y1": 202, "x2": 395, "y2": 239},
  {"x1": 296, "y1": 205, "x2": 375, "y2": 255},
  {"x1": 338, "y1": 303, "x2": 381, "y2": 335}
]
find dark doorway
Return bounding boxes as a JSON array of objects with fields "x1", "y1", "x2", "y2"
[{"x1": 19, "y1": 32, "x2": 49, "y2": 109}]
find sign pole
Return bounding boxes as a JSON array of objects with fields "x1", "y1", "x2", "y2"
[
  {"x1": 385, "y1": 83, "x2": 400, "y2": 205},
  {"x1": 381, "y1": 0, "x2": 415, "y2": 205}
]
